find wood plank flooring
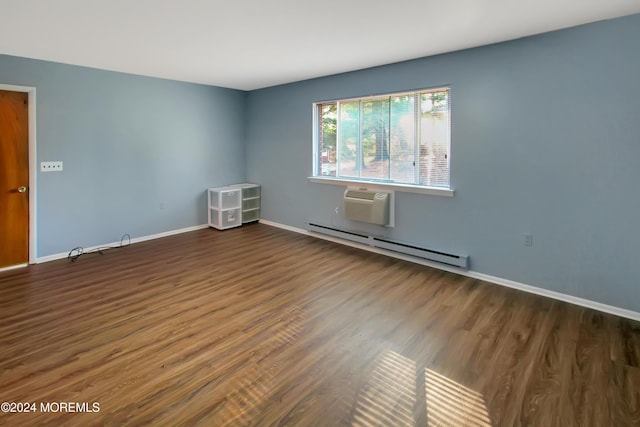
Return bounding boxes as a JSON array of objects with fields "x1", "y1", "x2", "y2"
[{"x1": 0, "y1": 224, "x2": 639, "y2": 426}]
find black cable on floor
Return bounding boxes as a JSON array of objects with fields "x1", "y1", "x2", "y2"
[{"x1": 67, "y1": 234, "x2": 131, "y2": 262}]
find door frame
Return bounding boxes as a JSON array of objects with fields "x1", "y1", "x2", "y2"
[{"x1": 0, "y1": 83, "x2": 37, "y2": 265}]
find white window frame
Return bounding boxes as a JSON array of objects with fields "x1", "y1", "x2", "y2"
[{"x1": 310, "y1": 88, "x2": 454, "y2": 197}]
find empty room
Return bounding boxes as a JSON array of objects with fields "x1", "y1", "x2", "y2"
[{"x1": 1, "y1": 1, "x2": 640, "y2": 425}]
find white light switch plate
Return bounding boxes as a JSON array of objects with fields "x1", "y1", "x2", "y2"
[{"x1": 41, "y1": 161, "x2": 63, "y2": 172}]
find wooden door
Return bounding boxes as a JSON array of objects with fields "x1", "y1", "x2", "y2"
[{"x1": 0, "y1": 90, "x2": 29, "y2": 268}]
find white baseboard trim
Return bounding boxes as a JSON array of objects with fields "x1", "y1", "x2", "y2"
[
  {"x1": 259, "y1": 219, "x2": 640, "y2": 322},
  {"x1": 464, "y1": 271, "x2": 640, "y2": 322},
  {"x1": 36, "y1": 224, "x2": 209, "y2": 264},
  {"x1": 0, "y1": 263, "x2": 28, "y2": 273}
]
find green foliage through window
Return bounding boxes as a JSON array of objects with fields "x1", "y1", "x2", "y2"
[{"x1": 314, "y1": 88, "x2": 450, "y2": 187}]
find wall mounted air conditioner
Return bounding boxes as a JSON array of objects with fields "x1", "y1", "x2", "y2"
[{"x1": 343, "y1": 189, "x2": 390, "y2": 226}]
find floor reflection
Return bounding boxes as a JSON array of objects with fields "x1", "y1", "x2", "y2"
[{"x1": 216, "y1": 310, "x2": 305, "y2": 425}]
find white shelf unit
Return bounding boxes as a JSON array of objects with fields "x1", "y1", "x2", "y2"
[
  {"x1": 230, "y1": 183, "x2": 261, "y2": 223},
  {"x1": 208, "y1": 186, "x2": 242, "y2": 230}
]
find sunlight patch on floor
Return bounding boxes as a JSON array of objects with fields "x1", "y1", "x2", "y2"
[
  {"x1": 352, "y1": 349, "x2": 417, "y2": 427},
  {"x1": 425, "y1": 368, "x2": 491, "y2": 427}
]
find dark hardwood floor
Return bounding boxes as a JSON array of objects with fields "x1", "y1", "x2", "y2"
[{"x1": 0, "y1": 224, "x2": 639, "y2": 426}]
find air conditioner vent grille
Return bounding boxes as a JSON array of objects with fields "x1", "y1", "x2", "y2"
[
  {"x1": 344, "y1": 190, "x2": 377, "y2": 200},
  {"x1": 343, "y1": 189, "x2": 390, "y2": 225}
]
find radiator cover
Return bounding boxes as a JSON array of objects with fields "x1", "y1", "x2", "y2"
[{"x1": 308, "y1": 223, "x2": 469, "y2": 269}]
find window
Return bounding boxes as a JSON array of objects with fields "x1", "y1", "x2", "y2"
[{"x1": 313, "y1": 87, "x2": 450, "y2": 188}]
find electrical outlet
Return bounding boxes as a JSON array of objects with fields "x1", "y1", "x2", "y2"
[
  {"x1": 41, "y1": 161, "x2": 63, "y2": 172},
  {"x1": 523, "y1": 233, "x2": 533, "y2": 247}
]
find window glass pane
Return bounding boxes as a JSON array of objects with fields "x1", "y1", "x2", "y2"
[
  {"x1": 361, "y1": 97, "x2": 390, "y2": 181},
  {"x1": 338, "y1": 101, "x2": 360, "y2": 178},
  {"x1": 419, "y1": 90, "x2": 450, "y2": 187},
  {"x1": 318, "y1": 103, "x2": 336, "y2": 176},
  {"x1": 314, "y1": 87, "x2": 450, "y2": 188},
  {"x1": 389, "y1": 95, "x2": 415, "y2": 183}
]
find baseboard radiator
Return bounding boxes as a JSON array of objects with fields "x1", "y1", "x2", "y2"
[{"x1": 308, "y1": 223, "x2": 469, "y2": 269}]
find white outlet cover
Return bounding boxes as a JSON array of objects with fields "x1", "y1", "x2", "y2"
[{"x1": 41, "y1": 161, "x2": 63, "y2": 172}]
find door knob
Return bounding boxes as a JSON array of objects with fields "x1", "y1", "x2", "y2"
[{"x1": 17, "y1": 186, "x2": 27, "y2": 193}]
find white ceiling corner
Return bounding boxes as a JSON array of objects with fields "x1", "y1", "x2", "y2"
[{"x1": 0, "y1": 0, "x2": 639, "y2": 90}]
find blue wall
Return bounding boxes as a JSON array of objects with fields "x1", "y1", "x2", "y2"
[
  {"x1": 245, "y1": 14, "x2": 640, "y2": 312},
  {"x1": 0, "y1": 55, "x2": 246, "y2": 257}
]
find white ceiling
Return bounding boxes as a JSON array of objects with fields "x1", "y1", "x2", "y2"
[{"x1": 1, "y1": 1, "x2": 639, "y2": 91}]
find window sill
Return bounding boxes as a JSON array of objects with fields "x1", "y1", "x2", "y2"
[{"x1": 308, "y1": 176, "x2": 455, "y2": 197}]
